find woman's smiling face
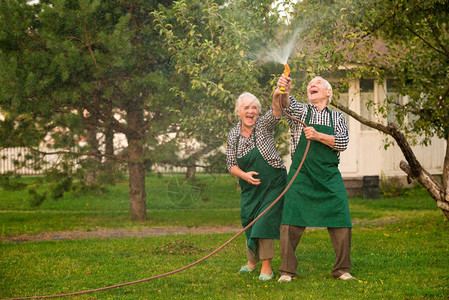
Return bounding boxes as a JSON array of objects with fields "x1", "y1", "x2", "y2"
[{"x1": 238, "y1": 99, "x2": 259, "y2": 128}]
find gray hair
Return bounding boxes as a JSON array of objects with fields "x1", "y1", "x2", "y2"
[
  {"x1": 311, "y1": 76, "x2": 333, "y2": 104},
  {"x1": 234, "y1": 92, "x2": 261, "y2": 115}
]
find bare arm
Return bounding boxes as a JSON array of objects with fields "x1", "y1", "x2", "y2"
[
  {"x1": 229, "y1": 166, "x2": 261, "y2": 185},
  {"x1": 272, "y1": 74, "x2": 292, "y2": 118}
]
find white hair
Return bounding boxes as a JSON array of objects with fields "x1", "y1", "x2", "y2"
[
  {"x1": 311, "y1": 76, "x2": 333, "y2": 104},
  {"x1": 234, "y1": 92, "x2": 261, "y2": 115}
]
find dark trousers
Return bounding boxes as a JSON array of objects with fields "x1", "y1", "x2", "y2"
[{"x1": 279, "y1": 225, "x2": 352, "y2": 278}]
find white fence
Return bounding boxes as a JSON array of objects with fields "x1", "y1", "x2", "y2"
[
  {"x1": 0, "y1": 147, "x2": 201, "y2": 176},
  {"x1": 0, "y1": 147, "x2": 64, "y2": 175}
]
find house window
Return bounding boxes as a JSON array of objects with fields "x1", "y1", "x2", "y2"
[
  {"x1": 387, "y1": 78, "x2": 416, "y2": 125},
  {"x1": 360, "y1": 79, "x2": 375, "y2": 131},
  {"x1": 386, "y1": 79, "x2": 404, "y2": 124}
]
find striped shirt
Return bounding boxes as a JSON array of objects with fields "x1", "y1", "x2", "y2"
[
  {"x1": 226, "y1": 108, "x2": 286, "y2": 171},
  {"x1": 284, "y1": 96, "x2": 349, "y2": 160}
]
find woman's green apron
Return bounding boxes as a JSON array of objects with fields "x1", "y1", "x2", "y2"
[
  {"x1": 237, "y1": 130, "x2": 286, "y2": 252},
  {"x1": 282, "y1": 107, "x2": 352, "y2": 228}
]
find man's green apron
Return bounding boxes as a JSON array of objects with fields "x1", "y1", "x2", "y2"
[
  {"x1": 237, "y1": 131, "x2": 287, "y2": 251},
  {"x1": 282, "y1": 107, "x2": 352, "y2": 228}
]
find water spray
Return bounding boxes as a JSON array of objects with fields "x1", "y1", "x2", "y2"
[{"x1": 9, "y1": 30, "x2": 313, "y2": 300}]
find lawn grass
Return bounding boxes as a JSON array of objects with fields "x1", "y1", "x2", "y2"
[
  {"x1": 1, "y1": 174, "x2": 448, "y2": 299},
  {"x1": 0, "y1": 174, "x2": 242, "y2": 235}
]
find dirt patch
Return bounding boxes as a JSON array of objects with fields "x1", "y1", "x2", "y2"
[
  {"x1": 1, "y1": 226, "x2": 242, "y2": 243},
  {"x1": 1, "y1": 218, "x2": 398, "y2": 243}
]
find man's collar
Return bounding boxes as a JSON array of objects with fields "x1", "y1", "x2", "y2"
[{"x1": 308, "y1": 102, "x2": 329, "y2": 112}]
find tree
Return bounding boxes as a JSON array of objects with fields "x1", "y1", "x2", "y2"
[
  {"x1": 152, "y1": 0, "x2": 293, "y2": 179},
  {"x1": 285, "y1": 0, "x2": 449, "y2": 218},
  {"x1": 0, "y1": 0, "x2": 290, "y2": 219},
  {"x1": 0, "y1": 0, "x2": 178, "y2": 221}
]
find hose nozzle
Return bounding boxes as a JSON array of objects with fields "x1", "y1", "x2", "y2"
[{"x1": 280, "y1": 64, "x2": 290, "y2": 94}]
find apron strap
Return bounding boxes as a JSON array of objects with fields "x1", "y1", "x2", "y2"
[
  {"x1": 306, "y1": 105, "x2": 335, "y2": 135},
  {"x1": 235, "y1": 127, "x2": 256, "y2": 154}
]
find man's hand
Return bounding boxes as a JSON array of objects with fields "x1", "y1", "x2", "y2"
[
  {"x1": 277, "y1": 73, "x2": 292, "y2": 93},
  {"x1": 272, "y1": 74, "x2": 292, "y2": 118},
  {"x1": 303, "y1": 127, "x2": 319, "y2": 140},
  {"x1": 303, "y1": 127, "x2": 335, "y2": 148}
]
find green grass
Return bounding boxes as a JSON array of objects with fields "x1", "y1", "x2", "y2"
[
  {"x1": 1, "y1": 174, "x2": 448, "y2": 299},
  {"x1": 0, "y1": 174, "x2": 242, "y2": 235}
]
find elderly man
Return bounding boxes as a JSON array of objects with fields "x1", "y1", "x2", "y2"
[{"x1": 272, "y1": 74, "x2": 355, "y2": 282}]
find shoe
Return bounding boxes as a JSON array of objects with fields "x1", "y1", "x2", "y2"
[
  {"x1": 278, "y1": 275, "x2": 292, "y2": 282},
  {"x1": 238, "y1": 265, "x2": 256, "y2": 273},
  {"x1": 338, "y1": 272, "x2": 357, "y2": 280},
  {"x1": 259, "y1": 273, "x2": 274, "y2": 281}
]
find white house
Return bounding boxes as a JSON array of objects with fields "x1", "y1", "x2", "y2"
[
  {"x1": 281, "y1": 76, "x2": 445, "y2": 195},
  {"x1": 1, "y1": 76, "x2": 445, "y2": 191}
]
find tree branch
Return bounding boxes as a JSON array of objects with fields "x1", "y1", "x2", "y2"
[
  {"x1": 426, "y1": 15, "x2": 449, "y2": 57},
  {"x1": 331, "y1": 101, "x2": 390, "y2": 134},
  {"x1": 331, "y1": 100, "x2": 440, "y2": 185},
  {"x1": 24, "y1": 144, "x2": 128, "y2": 163},
  {"x1": 405, "y1": 25, "x2": 446, "y2": 56},
  {"x1": 333, "y1": 100, "x2": 448, "y2": 213},
  {"x1": 400, "y1": 160, "x2": 446, "y2": 211}
]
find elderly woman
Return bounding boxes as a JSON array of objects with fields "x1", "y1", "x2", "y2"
[{"x1": 226, "y1": 92, "x2": 286, "y2": 281}]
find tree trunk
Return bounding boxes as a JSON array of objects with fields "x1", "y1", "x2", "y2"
[
  {"x1": 126, "y1": 98, "x2": 146, "y2": 221},
  {"x1": 387, "y1": 124, "x2": 449, "y2": 218},
  {"x1": 333, "y1": 102, "x2": 449, "y2": 220},
  {"x1": 85, "y1": 122, "x2": 101, "y2": 185},
  {"x1": 105, "y1": 124, "x2": 114, "y2": 159},
  {"x1": 186, "y1": 165, "x2": 196, "y2": 180},
  {"x1": 442, "y1": 136, "x2": 449, "y2": 220},
  {"x1": 128, "y1": 137, "x2": 146, "y2": 221}
]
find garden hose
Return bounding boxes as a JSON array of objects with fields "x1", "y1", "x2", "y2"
[{"x1": 8, "y1": 71, "x2": 310, "y2": 300}]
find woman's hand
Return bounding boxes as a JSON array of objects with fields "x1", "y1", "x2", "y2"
[
  {"x1": 243, "y1": 171, "x2": 261, "y2": 185},
  {"x1": 229, "y1": 166, "x2": 261, "y2": 185}
]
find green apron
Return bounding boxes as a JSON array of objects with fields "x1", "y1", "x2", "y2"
[
  {"x1": 237, "y1": 130, "x2": 287, "y2": 251},
  {"x1": 282, "y1": 107, "x2": 352, "y2": 228}
]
